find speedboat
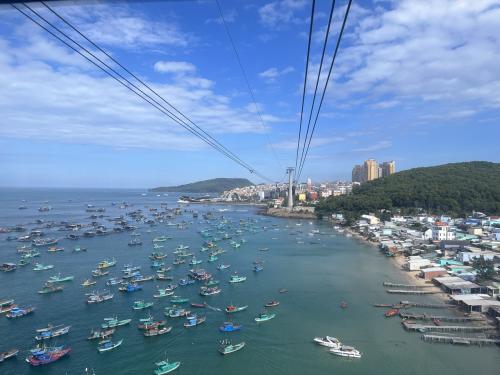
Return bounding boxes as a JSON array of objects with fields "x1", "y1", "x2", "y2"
[
  {"x1": 330, "y1": 345, "x2": 362, "y2": 358},
  {"x1": 313, "y1": 336, "x2": 341, "y2": 348}
]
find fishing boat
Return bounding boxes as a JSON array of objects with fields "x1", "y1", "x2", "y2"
[
  {"x1": 200, "y1": 286, "x2": 221, "y2": 296},
  {"x1": 207, "y1": 255, "x2": 218, "y2": 262},
  {"x1": 38, "y1": 284, "x2": 64, "y2": 294},
  {"x1": 175, "y1": 244, "x2": 190, "y2": 251},
  {"x1": 330, "y1": 345, "x2": 362, "y2": 358},
  {"x1": 118, "y1": 283, "x2": 142, "y2": 293},
  {"x1": 313, "y1": 336, "x2": 341, "y2": 348},
  {"x1": 82, "y1": 279, "x2": 97, "y2": 287},
  {"x1": 253, "y1": 265, "x2": 264, "y2": 272},
  {"x1": 87, "y1": 328, "x2": 115, "y2": 340},
  {"x1": 229, "y1": 274, "x2": 247, "y2": 283},
  {"x1": 255, "y1": 312, "x2": 276, "y2": 323},
  {"x1": 1, "y1": 263, "x2": 17, "y2": 272},
  {"x1": 384, "y1": 308, "x2": 399, "y2": 317},
  {"x1": 0, "y1": 302, "x2": 17, "y2": 314},
  {"x1": 33, "y1": 263, "x2": 54, "y2": 271},
  {"x1": 0, "y1": 348, "x2": 19, "y2": 362},
  {"x1": 173, "y1": 258, "x2": 185, "y2": 265},
  {"x1": 133, "y1": 274, "x2": 155, "y2": 283},
  {"x1": 189, "y1": 257, "x2": 203, "y2": 265},
  {"x1": 122, "y1": 264, "x2": 141, "y2": 273},
  {"x1": 6, "y1": 306, "x2": 35, "y2": 318},
  {"x1": 154, "y1": 288, "x2": 174, "y2": 298},
  {"x1": 47, "y1": 274, "x2": 74, "y2": 283},
  {"x1": 132, "y1": 300, "x2": 154, "y2": 310},
  {"x1": 152, "y1": 236, "x2": 168, "y2": 243},
  {"x1": 259, "y1": 247, "x2": 269, "y2": 252},
  {"x1": 32, "y1": 238, "x2": 58, "y2": 247},
  {"x1": 154, "y1": 358, "x2": 181, "y2": 374},
  {"x1": 47, "y1": 246, "x2": 64, "y2": 253},
  {"x1": 156, "y1": 273, "x2": 174, "y2": 281},
  {"x1": 190, "y1": 302, "x2": 206, "y2": 308},
  {"x1": 218, "y1": 339, "x2": 245, "y2": 355},
  {"x1": 170, "y1": 296, "x2": 189, "y2": 304},
  {"x1": 265, "y1": 300, "x2": 279, "y2": 307},
  {"x1": 128, "y1": 238, "x2": 143, "y2": 246},
  {"x1": 97, "y1": 339, "x2": 123, "y2": 353},
  {"x1": 279, "y1": 288, "x2": 288, "y2": 294},
  {"x1": 177, "y1": 278, "x2": 195, "y2": 287},
  {"x1": 206, "y1": 279, "x2": 220, "y2": 286},
  {"x1": 144, "y1": 326, "x2": 172, "y2": 337},
  {"x1": 87, "y1": 291, "x2": 114, "y2": 304},
  {"x1": 92, "y1": 269, "x2": 109, "y2": 277},
  {"x1": 35, "y1": 325, "x2": 71, "y2": 341},
  {"x1": 225, "y1": 304, "x2": 248, "y2": 314},
  {"x1": 26, "y1": 346, "x2": 71, "y2": 366},
  {"x1": 97, "y1": 258, "x2": 117, "y2": 269},
  {"x1": 340, "y1": 301, "x2": 348, "y2": 309},
  {"x1": 101, "y1": 317, "x2": 132, "y2": 329},
  {"x1": 183, "y1": 315, "x2": 206, "y2": 328},
  {"x1": 149, "y1": 252, "x2": 167, "y2": 260},
  {"x1": 151, "y1": 260, "x2": 164, "y2": 269},
  {"x1": 165, "y1": 308, "x2": 190, "y2": 318},
  {"x1": 106, "y1": 277, "x2": 122, "y2": 286},
  {"x1": 72, "y1": 245, "x2": 87, "y2": 252},
  {"x1": 217, "y1": 264, "x2": 230, "y2": 270},
  {"x1": 219, "y1": 321, "x2": 242, "y2": 332}
]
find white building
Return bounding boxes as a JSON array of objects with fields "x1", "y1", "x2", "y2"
[
  {"x1": 403, "y1": 256, "x2": 431, "y2": 271},
  {"x1": 432, "y1": 222, "x2": 455, "y2": 241}
]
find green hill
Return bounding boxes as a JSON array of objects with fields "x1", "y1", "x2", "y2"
[
  {"x1": 150, "y1": 178, "x2": 254, "y2": 193},
  {"x1": 316, "y1": 161, "x2": 500, "y2": 220}
]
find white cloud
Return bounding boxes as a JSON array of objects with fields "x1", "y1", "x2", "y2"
[
  {"x1": 258, "y1": 0, "x2": 307, "y2": 27},
  {"x1": 154, "y1": 61, "x2": 197, "y2": 75},
  {"x1": 259, "y1": 66, "x2": 295, "y2": 82},
  {"x1": 329, "y1": 0, "x2": 500, "y2": 113}
]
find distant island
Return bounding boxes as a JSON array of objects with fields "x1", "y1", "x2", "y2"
[
  {"x1": 150, "y1": 178, "x2": 254, "y2": 193},
  {"x1": 316, "y1": 161, "x2": 500, "y2": 221}
]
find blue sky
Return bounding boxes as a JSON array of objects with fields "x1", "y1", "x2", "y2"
[{"x1": 0, "y1": 0, "x2": 499, "y2": 188}]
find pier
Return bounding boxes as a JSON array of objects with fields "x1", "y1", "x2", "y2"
[
  {"x1": 400, "y1": 312, "x2": 485, "y2": 322},
  {"x1": 387, "y1": 289, "x2": 440, "y2": 295},
  {"x1": 383, "y1": 282, "x2": 435, "y2": 289},
  {"x1": 421, "y1": 334, "x2": 500, "y2": 346},
  {"x1": 402, "y1": 321, "x2": 496, "y2": 333},
  {"x1": 373, "y1": 301, "x2": 452, "y2": 309}
]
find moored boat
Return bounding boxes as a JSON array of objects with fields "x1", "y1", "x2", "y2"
[
  {"x1": 183, "y1": 315, "x2": 206, "y2": 328},
  {"x1": 33, "y1": 263, "x2": 54, "y2": 271},
  {"x1": 218, "y1": 339, "x2": 245, "y2": 355},
  {"x1": 384, "y1": 308, "x2": 399, "y2": 317},
  {"x1": 225, "y1": 304, "x2": 248, "y2": 314},
  {"x1": 101, "y1": 317, "x2": 132, "y2": 329},
  {"x1": 219, "y1": 321, "x2": 242, "y2": 332},
  {"x1": 254, "y1": 312, "x2": 276, "y2": 323},
  {"x1": 265, "y1": 300, "x2": 279, "y2": 307},
  {"x1": 47, "y1": 274, "x2": 74, "y2": 283},
  {"x1": 0, "y1": 348, "x2": 19, "y2": 362},
  {"x1": 82, "y1": 279, "x2": 97, "y2": 287},
  {"x1": 87, "y1": 328, "x2": 115, "y2": 340},
  {"x1": 313, "y1": 336, "x2": 341, "y2": 348},
  {"x1": 38, "y1": 284, "x2": 64, "y2": 294},
  {"x1": 6, "y1": 306, "x2": 35, "y2": 318},
  {"x1": 35, "y1": 325, "x2": 71, "y2": 341},
  {"x1": 154, "y1": 358, "x2": 181, "y2": 374},
  {"x1": 132, "y1": 300, "x2": 154, "y2": 310},
  {"x1": 229, "y1": 274, "x2": 246, "y2": 283},
  {"x1": 170, "y1": 296, "x2": 189, "y2": 304},
  {"x1": 26, "y1": 346, "x2": 71, "y2": 366},
  {"x1": 330, "y1": 345, "x2": 362, "y2": 358},
  {"x1": 97, "y1": 339, "x2": 123, "y2": 353}
]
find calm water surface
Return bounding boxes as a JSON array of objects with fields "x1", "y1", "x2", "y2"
[{"x1": 0, "y1": 188, "x2": 498, "y2": 374}]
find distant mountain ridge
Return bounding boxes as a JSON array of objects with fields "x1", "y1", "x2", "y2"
[
  {"x1": 150, "y1": 178, "x2": 254, "y2": 193},
  {"x1": 316, "y1": 161, "x2": 500, "y2": 219}
]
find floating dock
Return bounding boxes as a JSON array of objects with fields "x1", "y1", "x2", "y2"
[
  {"x1": 421, "y1": 334, "x2": 500, "y2": 346},
  {"x1": 402, "y1": 321, "x2": 495, "y2": 333},
  {"x1": 400, "y1": 312, "x2": 485, "y2": 322}
]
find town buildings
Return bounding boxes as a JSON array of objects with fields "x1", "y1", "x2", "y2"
[{"x1": 352, "y1": 159, "x2": 396, "y2": 183}]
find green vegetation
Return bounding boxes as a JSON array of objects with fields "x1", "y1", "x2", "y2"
[
  {"x1": 150, "y1": 178, "x2": 253, "y2": 193},
  {"x1": 472, "y1": 256, "x2": 497, "y2": 279},
  {"x1": 316, "y1": 161, "x2": 500, "y2": 222}
]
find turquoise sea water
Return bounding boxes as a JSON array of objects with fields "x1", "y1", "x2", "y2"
[{"x1": 0, "y1": 188, "x2": 498, "y2": 375}]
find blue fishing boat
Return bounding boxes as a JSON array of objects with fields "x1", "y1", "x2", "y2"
[{"x1": 219, "y1": 321, "x2": 242, "y2": 332}]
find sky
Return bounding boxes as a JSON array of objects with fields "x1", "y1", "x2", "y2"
[{"x1": 0, "y1": 0, "x2": 499, "y2": 188}]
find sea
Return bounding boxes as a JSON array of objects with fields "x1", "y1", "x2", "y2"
[{"x1": 0, "y1": 188, "x2": 498, "y2": 375}]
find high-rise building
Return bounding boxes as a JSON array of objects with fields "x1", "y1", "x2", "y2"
[
  {"x1": 352, "y1": 165, "x2": 363, "y2": 183},
  {"x1": 381, "y1": 161, "x2": 396, "y2": 177},
  {"x1": 364, "y1": 159, "x2": 379, "y2": 181}
]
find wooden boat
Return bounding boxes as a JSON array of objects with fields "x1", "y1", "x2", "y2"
[
  {"x1": 97, "y1": 258, "x2": 116, "y2": 269},
  {"x1": 1, "y1": 263, "x2": 17, "y2": 272},
  {"x1": 0, "y1": 348, "x2": 19, "y2": 362},
  {"x1": 47, "y1": 274, "x2": 74, "y2": 283},
  {"x1": 47, "y1": 246, "x2": 64, "y2": 253},
  {"x1": 165, "y1": 308, "x2": 190, "y2": 318},
  {"x1": 183, "y1": 315, "x2": 206, "y2": 328},
  {"x1": 87, "y1": 328, "x2": 115, "y2": 340},
  {"x1": 101, "y1": 317, "x2": 131, "y2": 329},
  {"x1": 229, "y1": 274, "x2": 246, "y2": 283},
  {"x1": 72, "y1": 245, "x2": 87, "y2": 252},
  {"x1": 33, "y1": 263, "x2": 54, "y2": 271},
  {"x1": 156, "y1": 273, "x2": 174, "y2": 281},
  {"x1": 219, "y1": 321, "x2": 242, "y2": 332},
  {"x1": 225, "y1": 304, "x2": 248, "y2": 314},
  {"x1": 253, "y1": 265, "x2": 264, "y2": 272},
  {"x1": 92, "y1": 269, "x2": 109, "y2": 278},
  {"x1": 35, "y1": 325, "x2": 71, "y2": 341},
  {"x1": 200, "y1": 287, "x2": 221, "y2": 296},
  {"x1": 154, "y1": 288, "x2": 174, "y2": 298},
  {"x1": 340, "y1": 301, "x2": 348, "y2": 309},
  {"x1": 255, "y1": 313, "x2": 276, "y2": 323},
  {"x1": 154, "y1": 359, "x2": 180, "y2": 374},
  {"x1": 82, "y1": 279, "x2": 97, "y2": 287},
  {"x1": 87, "y1": 291, "x2": 114, "y2": 304},
  {"x1": 265, "y1": 300, "x2": 279, "y2": 307},
  {"x1": 433, "y1": 319, "x2": 442, "y2": 326},
  {"x1": 132, "y1": 300, "x2": 154, "y2": 310},
  {"x1": 170, "y1": 296, "x2": 189, "y2": 304},
  {"x1": 97, "y1": 339, "x2": 123, "y2": 353},
  {"x1": 384, "y1": 308, "x2": 399, "y2": 317},
  {"x1": 190, "y1": 302, "x2": 206, "y2": 308},
  {"x1": 6, "y1": 306, "x2": 35, "y2": 318},
  {"x1": 144, "y1": 326, "x2": 172, "y2": 337},
  {"x1": 218, "y1": 339, "x2": 245, "y2": 355},
  {"x1": 26, "y1": 346, "x2": 71, "y2": 366},
  {"x1": 38, "y1": 284, "x2": 64, "y2": 294},
  {"x1": 118, "y1": 283, "x2": 142, "y2": 293},
  {"x1": 279, "y1": 289, "x2": 288, "y2": 294}
]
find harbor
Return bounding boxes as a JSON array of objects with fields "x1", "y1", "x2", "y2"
[{"x1": 0, "y1": 188, "x2": 499, "y2": 375}]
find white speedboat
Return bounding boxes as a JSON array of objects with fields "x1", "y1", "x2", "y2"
[
  {"x1": 313, "y1": 336, "x2": 341, "y2": 349},
  {"x1": 330, "y1": 345, "x2": 362, "y2": 358}
]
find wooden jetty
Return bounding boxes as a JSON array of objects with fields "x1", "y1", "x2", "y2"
[
  {"x1": 422, "y1": 334, "x2": 500, "y2": 346},
  {"x1": 402, "y1": 321, "x2": 495, "y2": 333},
  {"x1": 373, "y1": 301, "x2": 452, "y2": 309},
  {"x1": 400, "y1": 312, "x2": 485, "y2": 322},
  {"x1": 383, "y1": 282, "x2": 435, "y2": 289},
  {"x1": 387, "y1": 289, "x2": 440, "y2": 295}
]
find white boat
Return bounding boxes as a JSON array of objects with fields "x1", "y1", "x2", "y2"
[
  {"x1": 330, "y1": 345, "x2": 362, "y2": 358},
  {"x1": 313, "y1": 336, "x2": 341, "y2": 348}
]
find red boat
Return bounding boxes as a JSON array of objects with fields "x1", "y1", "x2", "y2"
[
  {"x1": 384, "y1": 308, "x2": 399, "y2": 317},
  {"x1": 138, "y1": 320, "x2": 166, "y2": 330},
  {"x1": 26, "y1": 347, "x2": 71, "y2": 366},
  {"x1": 433, "y1": 319, "x2": 442, "y2": 326}
]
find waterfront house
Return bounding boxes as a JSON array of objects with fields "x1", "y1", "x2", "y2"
[
  {"x1": 433, "y1": 276, "x2": 484, "y2": 294},
  {"x1": 421, "y1": 267, "x2": 448, "y2": 280},
  {"x1": 404, "y1": 256, "x2": 432, "y2": 271},
  {"x1": 449, "y1": 294, "x2": 500, "y2": 313}
]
